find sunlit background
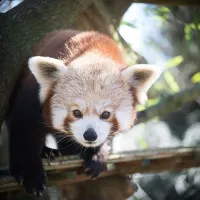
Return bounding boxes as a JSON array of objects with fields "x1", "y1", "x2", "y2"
[{"x1": 114, "y1": 4, "x2": 200, "y2": 200}]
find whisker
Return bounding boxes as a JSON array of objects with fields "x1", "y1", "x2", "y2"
[{"x1": 48, "y1": 135, "x2": 73, "y2": 162}]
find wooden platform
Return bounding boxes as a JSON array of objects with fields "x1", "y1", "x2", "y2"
[{"x1": 1, "y1": 146, "x2": 200, "y2": 193}]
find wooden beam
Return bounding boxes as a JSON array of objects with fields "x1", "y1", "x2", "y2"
[
  {"x1": 1, "y1": 146, "x2": 200, "y2": 193},
  {"x1": 133, "y1": 0, "x2": 200, "y2": 5}
]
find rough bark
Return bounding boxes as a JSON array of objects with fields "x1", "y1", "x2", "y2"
[{"x1": 0, "y1": 0, "x2": 95, "y2": 125}]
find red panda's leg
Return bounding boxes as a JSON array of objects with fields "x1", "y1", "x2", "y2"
[
  {"x1": 81, "y1": 141, "x2": 110, "y2": 178},
  {"x1": 6, "y1": 87, "x2": 47, "y2": 197}
]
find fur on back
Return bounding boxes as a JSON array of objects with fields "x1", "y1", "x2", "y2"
[{"x1": 32, "y1": 30, "x2": 126, "y2": 66}]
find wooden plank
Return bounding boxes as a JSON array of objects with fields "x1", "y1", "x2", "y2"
[{"x1": 1, "y1": 146, "x2": 200, "y2": 193}]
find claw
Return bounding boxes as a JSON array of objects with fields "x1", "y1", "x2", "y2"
[
  {"x1": 19, "y1": 180, "x2": 23, "y2": 185},
  {"x1": 42, "y1": 184, "x2": 47, "y2": 190},
  {"x1": 58, "y1": 151, "x2": 62, "y2": 156},
  {"x1": 37, "y1": 191, "x2": 43, "y2": 197},
  {"x1": 32, "y1": 190, "x2": 37, "y2": 196},
  {"x1": 16, "y1": 176, "x2": 24, "y2": 185}
]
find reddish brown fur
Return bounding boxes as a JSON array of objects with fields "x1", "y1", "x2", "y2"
[
  {"x1": 31, "y1": 30, "x2": 137, "y2": 134},
  {"x1": 7, "y1": 30, "x2": 141, "y2": 196},
  {"x1": 63, "y1": 116, "x2": 74, "y2": 135},
  {"x1": 42, "y1": 83, "x2": 56, "y2": 127},
  {"x1": 110, "y1": 115, "x2": 120, "y2": 134},
  {"x1": 32, "y1": 30, "x2": 126, "y2": 68}
]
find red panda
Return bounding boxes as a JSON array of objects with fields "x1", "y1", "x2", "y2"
[{"x1": 5, "y1": 30, "x2": 161, "y2": 197}]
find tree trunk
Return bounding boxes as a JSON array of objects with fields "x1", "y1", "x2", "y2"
[{"x1": 0, "y1": 0, "x2": 95, "y2": 125}]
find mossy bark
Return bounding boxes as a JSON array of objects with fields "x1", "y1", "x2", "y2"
[{"x1": 0, "y1": 0, "x2": 95, "y2": 125}]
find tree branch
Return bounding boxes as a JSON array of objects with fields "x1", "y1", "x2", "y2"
[
  {"x1": 133, "y1": 0, "x2": 200, "y2": 5},
  {"x1": 0, "y1": 146, "x2": 200, "y2": 193},
  {"x1": 137, "y1": 83, "x2": 200, "y2": 124}
]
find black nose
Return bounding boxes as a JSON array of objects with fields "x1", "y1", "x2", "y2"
[{"x1": 83, "y1": 128, "x2": 97, "y2": 142}]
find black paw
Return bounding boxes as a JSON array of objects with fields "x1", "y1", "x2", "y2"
[
  {"x1": 42, "y1": 146, "x2": 62, "y2": 159},
  {"x1": 85, "y1": 152, "x2": 107, "y2": 178},
  {"x1": 11, "y1": 165, "x2": 47, "y2": 197}
]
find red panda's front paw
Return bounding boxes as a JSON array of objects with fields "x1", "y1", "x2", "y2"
[
  {"x1": 84, "y1": 142, "x2": 110, "y2": 178},
  {"x1": 85, "y1": 153, "x2": 107, "y2": 178},
  {"x1": 42, "y1": 146, "x2": 62, "y2": 159}
]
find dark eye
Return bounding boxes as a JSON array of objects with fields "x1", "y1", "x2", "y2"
[
  {"x1": 73, "y1": 110, "x2": 82, "y2": 118},
  {"x1": 100, "y1": 111, "x2": 110, "y2": 119}
]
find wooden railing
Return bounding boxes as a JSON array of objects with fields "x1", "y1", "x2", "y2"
[{"x1": 1, "y1": 146, "x2": 200, "y2": 193}]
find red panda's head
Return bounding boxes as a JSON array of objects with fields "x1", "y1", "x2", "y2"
[{"x1": 28, "y1": 56, "x2": 161, "y2": 147}]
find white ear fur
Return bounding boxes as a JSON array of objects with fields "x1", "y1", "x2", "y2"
[
  {"x1": 28, "y1": 56, "x2": 67, "y2": 86},
  {"x1": 28, "y1": 56, "x2": 67, "y2": 102},
  {"x1": 122, "y1": 64, "x2": 162, "y2": 104}
]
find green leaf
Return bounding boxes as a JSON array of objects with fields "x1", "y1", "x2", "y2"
[
  {"x1": 137, "y1": 98, "x2": 160, "y2": 111},
  {"x1": 137, "y1": 104, "x2": 146, "y2": 111},
  {"x1": 120, "y1": 21, "x2": 136, "y2": 29},
  {"x1": 166, "y1": 55, "x2": 184, "y2": 69},
  {"x1": 184, "y1": 25, "x2": 192, "y2": 41},
  {"x1": 154, "y1": 15, "x2": 165, "y2": 22},
  {"x1": 191, "y1": 72, "x2": 200, "y2": 83},
  {"x1": 153, "y1": 81, "x2": 166, "y2": 91},
  {"x1": 190, "y1": 23, "x2": 196, "y2": 29},
  {"x1": 147, "y1": 98, "x2": 160, "y2": 107},
  {"x1": 157, "y1": 7, "x2": 170, "y2": 13},
  {"x1": 164, "y1": 71, "x2": 180, "y2": 93}
]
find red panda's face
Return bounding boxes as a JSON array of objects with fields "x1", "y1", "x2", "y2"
[
  {"x1": 28, "y1": 56, "x2": 161, "y2": 147},
  {"x1": 48, "y1": 62, "x2": 135, "y2": 147}
]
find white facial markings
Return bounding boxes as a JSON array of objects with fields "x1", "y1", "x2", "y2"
[
  {"x1": 39, "y1": 86, "x2": 49, "y2": 103},
  {"x1": 51, "y1": 107, "x2": 68, "y2": 131},
  {"x1": 70, "y1": 115, "x2": 111, "y2": 147},
  {"x1": 39, "y1": 57, "x2": 144, "y2": 148},
  {"x1": 45, "y1": 133, "x2": 58, "y2": 149},
  {"x1": 115, "y1": 94, "x2": 135, "y2": 132},
  {"x1": 116, "y1": 107, "x2": 133, "y2": 132}
]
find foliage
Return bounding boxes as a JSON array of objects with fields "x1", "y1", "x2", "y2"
[
  {"x1": 153, "y1": 6, "x2": 170, "y2": 24},
  {"x1": 184, "y1": 23, "x2": 200, "y2": 41},
  {"x1": 165, "y1": 55, "x2": 184, "y2": 69},
  {"x1": 163, "y1": 55, "x2": 184, "y2": 93},
  {"x1": 120, "y1": 5, "x2": 200, "y2": 116},
  {"x1": 191, "y1": 72, "x2": 200, "y2": 83},
  {"x1": 120, "y1": 20, "x2": 136, "y2": 29},
  {"x1": 164, "y1": 71, "x2": 180, "y2": 93},
  {"x1": 147, "y1": 5, "x2": 200, "y2": 41}
]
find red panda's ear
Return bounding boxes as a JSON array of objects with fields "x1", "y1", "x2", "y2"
[
  {"x1": 121, "y1": 64, "x2": 162, "y2": 104},
  {"x1": 28, "y1": 56, "x2": 67, "y2": 86}
]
